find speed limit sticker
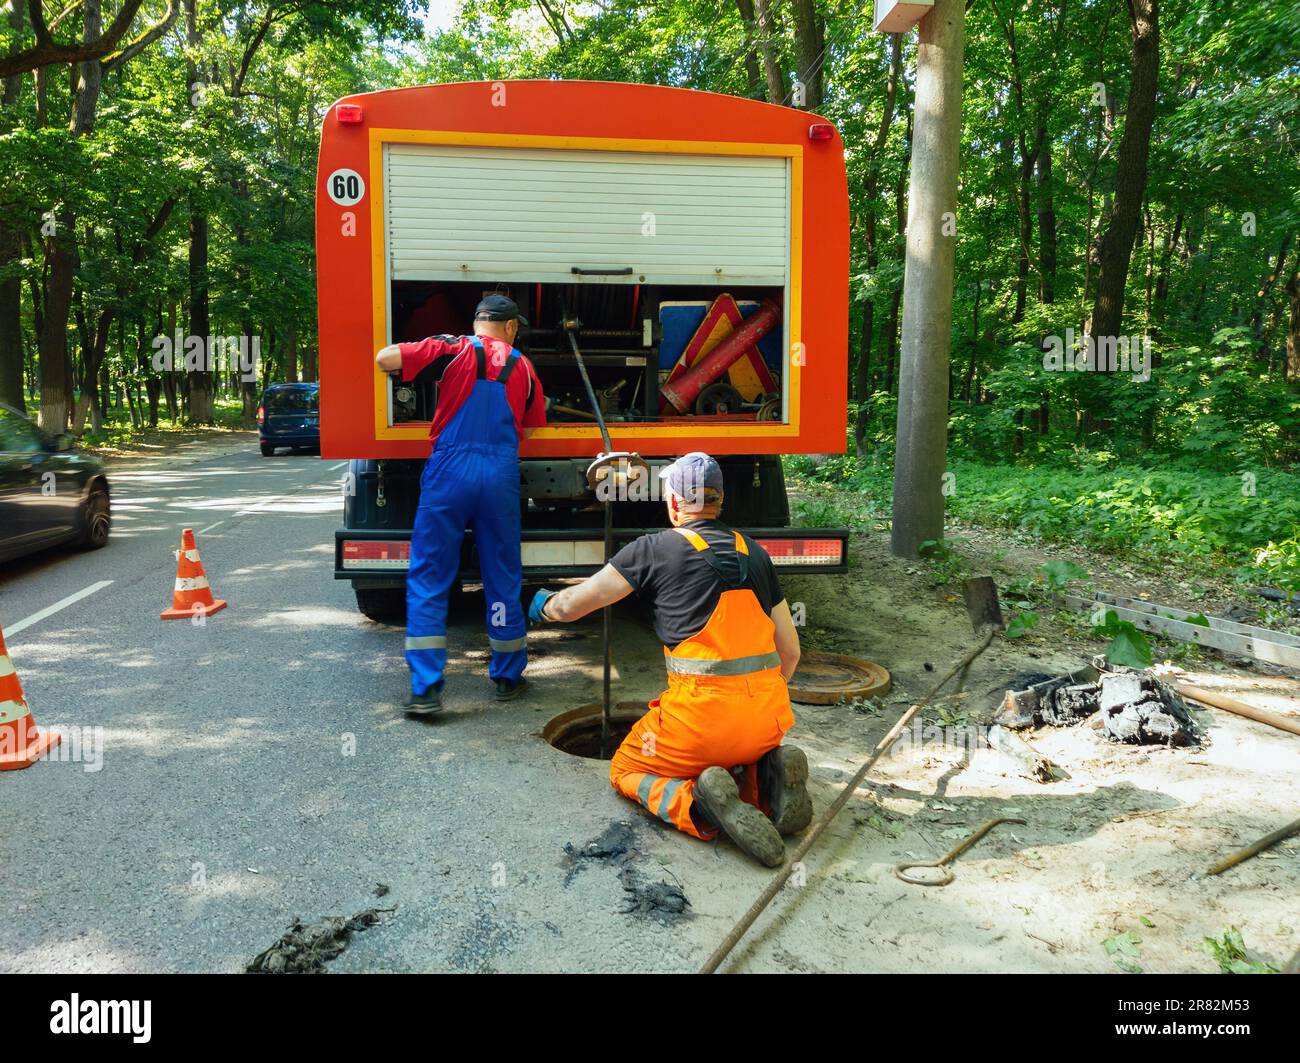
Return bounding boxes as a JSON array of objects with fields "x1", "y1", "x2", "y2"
[{"x1": 326, "y1": 168, "x2": 365, "y2": 206}]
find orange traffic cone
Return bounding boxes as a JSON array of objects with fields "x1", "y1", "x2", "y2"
[
  {"x1": 161, "y1": 527, "x2": 228, "y2": 620},
  {"x1": 0, "y1": 624, "x2": 61, "y2": 770}
]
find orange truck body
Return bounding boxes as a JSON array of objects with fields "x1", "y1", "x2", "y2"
[
  {"x1": 315, "y1": 80, "x2": 849, "y2": 460},
  {"x1": 317, "y1": 81, "x2": 851, "y2": 614}
]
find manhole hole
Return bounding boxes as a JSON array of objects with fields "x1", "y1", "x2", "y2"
[
  {"x1": 544, "y1": 702, "x2": 645, "y2": 760},
  {"x1": 789, "y1": 651, "x2": 891, "y2": 704}
]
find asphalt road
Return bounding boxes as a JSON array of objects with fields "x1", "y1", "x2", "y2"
[{"x1": 0, "y1": 436, "x2": 775, "y2": 973}]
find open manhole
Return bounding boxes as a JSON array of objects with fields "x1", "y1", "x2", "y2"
[
  {"x1": 789, "y1": 651, "x2": 891, "y2": 705},
  {"x1": 544, "y1": 702, "x2": 645, "y2": 760}
]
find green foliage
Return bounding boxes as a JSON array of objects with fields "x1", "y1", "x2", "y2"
[
  {"x1": 1037, "y1": 560, "x2": 1089, "y2": 593},
  {"x1": 1092, "y1": 610, "x2": 1154, "y2": 670},
  {"x1": 1103, "y1": 930, "x2": 1145, "y2": 975},
  {"x1": 1201, "y1": 928, "x2": 1280, "y2": 975},
  {"x1": 1004, "y1": 611, "x2": 1041, "y2": 639},
  {"x1": 918, "y1": 537, "x2": 968, "y2": 587},
  {"x1": 1253, "y1": 539, "x2": 1300, "y2": 600}
]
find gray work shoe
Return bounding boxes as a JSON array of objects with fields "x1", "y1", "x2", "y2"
[
  {"x1": 759, "y1": 744, "x2": 813, "y2": 836},
  {"x1": 404, "y1": 685, "x2": 444, "y2": 717},
  {"x1": 694, "y1": 766, "x2": 785, "y2": 868},
  {"x1": 494, "y1": 676, "x2": 527, "y2": 701}
]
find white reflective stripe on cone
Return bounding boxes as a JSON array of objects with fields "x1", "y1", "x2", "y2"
[
  {"x1": 0, "y1": 656, "x2": 14, "y2": 679},
  {"x1": 0, "y1": 699, "x2": 30, "y2": 725},
  {"x1": 183, "y1": 550, "x2": 202, "y2": 562},
  {"x1": 175, "y1": 576, "x2": 210, "y2": 592}
]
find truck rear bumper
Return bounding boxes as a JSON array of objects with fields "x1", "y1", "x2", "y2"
[{"x1": 336, "y1": 526, "x2": 849, "y2": 581}]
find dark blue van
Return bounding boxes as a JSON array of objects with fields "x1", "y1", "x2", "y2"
[{"x1": 258, "y1": 383, "x2": 320, "y2": 456}]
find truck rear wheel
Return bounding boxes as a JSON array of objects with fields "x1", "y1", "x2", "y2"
[{"x1": 354, "y1": 586, "x2": 407, "y2": 625}]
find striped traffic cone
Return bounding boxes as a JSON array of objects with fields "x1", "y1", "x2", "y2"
[
  {"x1": 161, "y1": 528, "x2": 228, "y2": 620},
  {"x1": 0, "y1": 624, "x2": 61, "y2": 771}
]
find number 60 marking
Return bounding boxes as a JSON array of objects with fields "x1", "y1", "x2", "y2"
[{"x1": 326, "y1": 168, "x2": 365, "y2": 207}]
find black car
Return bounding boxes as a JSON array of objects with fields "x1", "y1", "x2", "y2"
[
  {"x1": 258, "y1": 383, "x2": 320, "y2": 456},
  {"x1": 0, "y1": 404, "x2": 111, "y2": 563}
]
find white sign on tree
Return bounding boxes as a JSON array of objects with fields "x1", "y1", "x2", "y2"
[{"x1": 873, "y1": 0, "x2": 934, "y2": 32}]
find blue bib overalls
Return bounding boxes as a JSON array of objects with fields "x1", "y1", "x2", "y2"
[{"x1": 405, "y1": 338, "x2": 527, "y2": 694}]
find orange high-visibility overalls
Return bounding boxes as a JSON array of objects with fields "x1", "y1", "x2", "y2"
[{"x1": 609, "y1": 527, "x2": 794, "y2": 839}]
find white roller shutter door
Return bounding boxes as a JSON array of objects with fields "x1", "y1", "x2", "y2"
[{"x1": 384, "y1": 144, "x2": 789, "y2": 286}]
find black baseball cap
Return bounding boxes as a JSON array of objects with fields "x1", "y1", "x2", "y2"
[{"x1": 474, "y1": 294, "x2": 521, "y2": 322}]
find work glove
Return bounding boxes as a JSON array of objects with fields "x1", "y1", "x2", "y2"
[{"x1": 528, "y1": 589, "x2": 558, "y2": 623}]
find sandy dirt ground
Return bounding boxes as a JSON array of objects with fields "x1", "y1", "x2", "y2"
[{"x1": 741, "y1": 518, "x2": 1300, "y2": 974}]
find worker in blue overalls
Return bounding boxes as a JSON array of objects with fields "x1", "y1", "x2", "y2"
[{"x1": 376, "y1": 294, "x2": 547, "y2": 715}]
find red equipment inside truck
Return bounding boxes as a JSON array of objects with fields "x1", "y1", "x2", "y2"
[{"x1": 315, "y1": 80, "x2": 850, "y2": 621}]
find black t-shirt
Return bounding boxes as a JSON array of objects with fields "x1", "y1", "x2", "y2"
[{"x1": 610, "y1": 519, "x2": 785, "y2": 650}]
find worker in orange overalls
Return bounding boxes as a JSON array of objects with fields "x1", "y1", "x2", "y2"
[{"x1": 528, "y1": 452, "x2": 810, "y2": 866}]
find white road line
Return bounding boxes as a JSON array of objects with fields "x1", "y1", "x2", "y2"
[
  {"x1": 197, "y1": 520, "x2": 225, "y2": 534},
  {"x1": 330, "y1": 461, "x2": 348, "y2": 470},
  {"x1": 4, "y1": 581, "x2": 114, "y2": 638}
]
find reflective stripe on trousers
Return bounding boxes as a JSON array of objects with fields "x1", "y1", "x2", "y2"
[{"x1": 663, "y1": 650, "x2": 782, "y2": 676}]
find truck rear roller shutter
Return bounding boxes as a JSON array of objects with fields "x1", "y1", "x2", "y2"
[{"x1": 384, "y1": 144, "x2": 790, "y2": 286}]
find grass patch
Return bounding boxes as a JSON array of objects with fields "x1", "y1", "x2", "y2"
[
  {"x1": 77, "y1": 398, "x2": 253, "y2": 456},
  {"x1": 786, "y1": 454, "x2": 1300, "y2": 574}
]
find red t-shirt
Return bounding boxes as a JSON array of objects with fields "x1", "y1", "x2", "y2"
[{"x1": 398, "y1": 335, "x2": 546, "y2": 449}]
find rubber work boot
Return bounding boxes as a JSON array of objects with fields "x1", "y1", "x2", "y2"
[
  {"x1": 404, "y1": 684, "x2": 443, "y2": 718},
  {"x1": 694, "y1": 766, "x2": 785, "y2": 868},
  {"x1": 758, "y1": 744, "x2": 813, "y2": 836},
  {"x1": 495, "y1": 676, "x2": 527, "y2": 701}
]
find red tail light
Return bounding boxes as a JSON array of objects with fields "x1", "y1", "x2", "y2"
[
  {"x1": 256, "y1": 405, "x2": 265, "y2": 424},
  {"x1": 808, "y1": 123, "x2": 835, "y2": 141},
  {"x1": 756, "y1": 537, "x2": 843, "y2": 566},
  {"x1": 341, "y1": 540, "x2": 411, "y2": 569},
  {"x1": 336, "y1": 104, "x2": 364, "y2": 125}
]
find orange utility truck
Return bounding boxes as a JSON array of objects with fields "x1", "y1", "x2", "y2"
[{"x1": 316, "y1": 80, "x2": 850, "y2": 621}]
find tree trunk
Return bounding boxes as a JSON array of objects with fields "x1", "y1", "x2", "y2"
[
  {"x1": 752, "y1": 0, "x2": 787, "y2": 104},
  {"x1": 0, "y1": 5, "x2": 25, "y2": 409},
  {"x1": 38, "y1": 226, "x2": 75, "y2": 432},
  {"x1": 37, "y1": 0, "x2": 108, "y2": 431},
  {"x1": 0, "y1": 217, "x2": 22, "y2": 411},
  {"x1": 239, "y1": 317, "x2": 258, "y2": 417},
  {"x1": 1251, "y1": 232, "x2": 1293, "y2": 356},
  {"x1": 1154, "y1": 209, "x2": 1182, "y2": 310},
  {"x1": 892, "y1": 0, "x2": 965, "y2": 558},
  {"x1": 1286, "y1": 270, "x2": 1300, "y2": 385},
  {"x1": 789, "y1": 0, "x2": 824, "y2": 109},
  {"x1": 186, "y1": 207, "x2": 214, "y2": 421},
  {"x1": 1036, "y1": 124, "x2": 1057, "y2": 304},
  {"x1": 184, "y1": 0, "x2": 214, "y2": 423},
  {"x1": 1089, "y1": 0, "x2": 1159, "y2": 346},
  {"x1": 1, "y1": 1, "x2": 22, "y2": 105},
  {"x1": 854, "y1": 34, "x2": 903, "y2": 456},
  {"x1": 301, "y1": 343, "x2": 318, "y2": 382},
  {"x1": 734, "y1": 0, "x2": 765, "y2": 98},
  {"x1": 284, "y1": 323, "x2": 298, "y2": 382}
]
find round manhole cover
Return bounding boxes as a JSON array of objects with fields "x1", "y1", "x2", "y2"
[
  {"x1": 789, "y1": 651, "x2": 891, "y2": 705},
  {"x1": 542, "y1": 701, "x2": 645, "y2": 760}
]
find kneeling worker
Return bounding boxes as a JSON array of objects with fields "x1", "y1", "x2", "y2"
[{"x1": 528, "y1": 452, "x2": 811, "y2": 866}]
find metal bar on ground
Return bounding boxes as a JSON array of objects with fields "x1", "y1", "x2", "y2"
[
  {"x1": 1083, "y1": 590, "x2": 1300, "y2": 648},
  {"x1": 1064, "y1": 593, "x2": 1300, "y2": 670}
]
